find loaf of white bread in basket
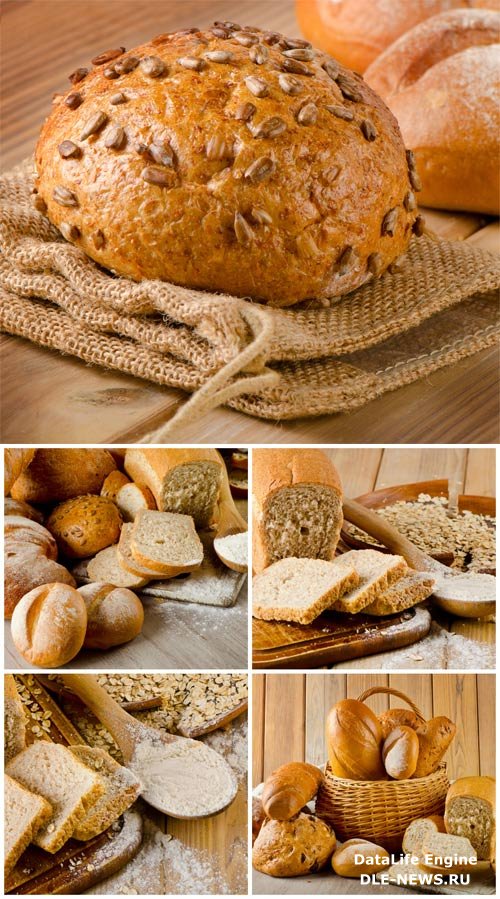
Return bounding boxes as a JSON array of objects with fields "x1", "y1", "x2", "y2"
[{"x1": 33, "y1": 23, "x2": 422, "y2": 306}]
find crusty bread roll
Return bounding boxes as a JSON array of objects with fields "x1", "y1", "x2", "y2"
[
  {"x1": 365, "y1": 9, "x2": 500, "y2": 213},
  {"x1": 46, "y1": 495, "x2": 122, "y2": 558},
  {"x1": 262, "y1": 762, "x2": 323, "y2": 820},
  {"x1": 296, "y1": 0, "x2": 496, "y2": 73},
  {"x1": 4, "y1": 517, "x2": 76, "y2": 619},
  {"x1": 332, "y1": 838, "x2": 390, "y2": 876},
  {"x1": 252, "y1": 448, "x2": 343, "y2": 574},
  {"x1": 382, "y1": 725, "x2": 419, "y2": 780},
  {"x1": 4, "y1": 498, "x2": 43, "y2": 523},
  {"x1": 11, "y1": 449, "x2": 116, "y2": 503},
  {"x1": 4, "y1": 449, "x2": 35, "y2": 496},
  {"x1": 378, "y1": 707, "x2": 421, "y2": 740},
  {"x1": 78, "y1": 582, "x2": 144, "y2": 649},
  {"x1": 4, "y1": 675, "x2": 27, "y2": 763},
  {"x1": 11, "y1": 583, "x2": 87, "y2": 667},
  {"x1": 252, "y1": 811, "x2": 336, "y2": 876},
  {"x1": 34, "y1": 23, "x2": 420, "y2": 307},
  {"x1": 445, "y1": 776, "x2": 495, "y2": 861},
  {"x1": 326, "y1": 698, "x2": 385, "y2": 780},
  {"x1": 100, "y1": 470, "x2": 130, "y2": 501},
  {"x1": 414, "y1": 716, "x2": 456, "y2": 777}
]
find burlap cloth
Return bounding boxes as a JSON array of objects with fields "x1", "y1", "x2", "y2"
[{"x1": 1, "y1": 159, "x2": 499, "y2": 439}]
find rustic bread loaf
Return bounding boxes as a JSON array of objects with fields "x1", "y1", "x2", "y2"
[
  {"x1": 34, "y1": 23, "x2": 419, "y2": 306},
  {"x1": 69, "y1": 745, "x2": 142, "y2": 840},
  {"x1": 262, "y1": 762, "x2": 323, "y2": 820},
  {"x1": 11, "y1": 583, "x2": 88, "y2": 667},
  {"x1": 4, "y1": 518, "x2": 76, "y2": 618},
  {"x1": 402, "y1": 815, "x2": 446, "y2": 856},
  {"x1": 252, "y1": 448, "x2": 343, "y2": 573},
  {"x1": 124, "y1": 449, "x2": 222, "y2": 527},
  {"x1": 252, "y1": 557, "x2": 359, "y2": 624},
  {"x1": 4, "y1": 449, "x2": 35, "y2": 496},
  {"x1": 87, "y1": 544, "x2": 149, "y2": 588},
  {"x1": 4, "y1": 497, "x2": 44, "y2": 522},
  {"x1": 4, "y1": 775, "x2": 53, "y2": 874},
  {"x1": 444, "y1": 776, "x2": 495, "y2": 861},
  {"x1": 4, "y1": 675, "x2": 27, "y2": 762},
  {"x1": 252, "y1": 811, "x2": 336, "y2": 876},
  {"x1": 365, "y1": 9, "x2": 500, "y2": 213},
  {"x1": 296, "y1": 0, "x2": 495, "y2": 72},
  {"x1": 331, "y1": 838, "x2": 390, "y2": 876},
  {"x1": 382, "y1": 725, "x2": 419, "y2": 779},
  {"x1": 5, "y1": 516, "x2": 58, "y2": 557},
  {"x1": 332, "y1": 549, "x2": 408, "y2": 613},
  {"x1": 414, "y1": 716, "x2": 456, "y2": 777},
  {"x1": 130, "y1": 510, "x2": 204, "y2": 575},
  {"x1": 6, "y1": 742, "x2": 104, "y2": 853},
  {"x1": 326, "y1": 698, "x2": 385, "y2": 780},
  {"x1": 11, "y1": 449, "x2": 116, "y2": 503},
  {"x1": 78, "y1": 582, "x2": 144, "y2": 649},
  {"x1": 46, "y1": 495, "x2": 122, "y2": 558}
]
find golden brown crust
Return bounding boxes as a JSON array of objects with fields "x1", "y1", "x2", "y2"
[
  {"x1": 10, "y1": 583, "x2": 87, "y2": 667},
  {"x1": 35, "y1": 23, "x2": 418, "y2": 306},
  {"x1": 46, "y1": 495, "x2": 122, "y2": 559},
  {"x1": 262, "y1": 762, "x2": 323, "y2": 820},
  {"x1": 11, "y1": 449, "x2": 116, "y2": 503},
  {"x1": 365, "y1": 9, "x2": 500, "y2": 214}
]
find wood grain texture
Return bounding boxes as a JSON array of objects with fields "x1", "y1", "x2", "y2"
[
  {"x1": 1, "y1": 1, "x2": 498, "y2": 444},
  {"x1": 253, "y1": 673, "x2": 495, "y2": 786}
]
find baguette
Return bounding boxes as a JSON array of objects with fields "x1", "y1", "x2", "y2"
[
  {"x1": 262, "y1": 762, "x2": 323, "y2": 820},
  {"x1": 444, "y1": 776, "x2": 495, "y2": 861},
  {"x1": 252, "y1": 449, "x2": 343, "y2": 574}
]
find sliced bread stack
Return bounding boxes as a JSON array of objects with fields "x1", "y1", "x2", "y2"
[{"x1": 252, "y1": 549, "x2": 435, "y2": 624}]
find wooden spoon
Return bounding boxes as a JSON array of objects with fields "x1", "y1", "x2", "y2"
[
  {"x1": 36, "y1": 675, "x2": 162, "y2": 712},
  {"x1": 343, "y1": 498, "x2": 496, "y2": 618},
  {"x1": 60, "y1": 674, "x2": 238, "y2": 819},
  {"x1": 213, "y1": 453, "x2": 248, "y2": 572}
]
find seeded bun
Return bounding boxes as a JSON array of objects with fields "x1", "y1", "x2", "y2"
[{"x1": 34, "y1": 22, "x2": 420, "y2": 307}]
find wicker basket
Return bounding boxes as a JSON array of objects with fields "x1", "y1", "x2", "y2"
[{"x1": 315, "y1": 687, "x2": 450, "y2": 851}]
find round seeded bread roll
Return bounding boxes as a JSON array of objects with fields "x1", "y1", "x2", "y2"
[
  {"x1": 252, "y1": 811, "x2": 336, "y2": 876},
  {"x1": 34, "y1": 22, "x2": 420, "y2": 307},
  {"x1": 46, "y1": 495, "x2": 122, "y2": 558},
  {"x1": 78, "y1": 582, "x2": 144, "y2": 649},
  {"x1": 11, "y1": 583, "x2": 87, "y2": 667}
]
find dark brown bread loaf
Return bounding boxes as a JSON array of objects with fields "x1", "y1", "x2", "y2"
[{"x1": 34, "y1": 23, "x2": 419, "y2": 306}]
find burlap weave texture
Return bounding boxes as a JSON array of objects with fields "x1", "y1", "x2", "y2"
[{"x1": 1, "y1": 160, "x2": 498, "y2": 435}]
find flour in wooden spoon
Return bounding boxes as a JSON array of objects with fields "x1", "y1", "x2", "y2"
[
  {"x1": 431, "y1": 569, "x2": 496, "y2": 602},
  {"x1": 131, "y1": 734, "x2": 237, "y2": 817}
]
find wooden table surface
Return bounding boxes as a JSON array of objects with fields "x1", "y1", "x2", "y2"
[
  {"x1": 252, "y1": 671, "x2": 495, "y2": 894},
  {"x1": 1, "y1": 0, "x2": 498, "y2": 445},
  {"x1": 252, "y1": 448, "x2": 496, "y2": 667}
]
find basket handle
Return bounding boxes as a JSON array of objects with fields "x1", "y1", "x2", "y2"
[{"x1": 357, "y1": 686, "x2": 425, "y2": 722}]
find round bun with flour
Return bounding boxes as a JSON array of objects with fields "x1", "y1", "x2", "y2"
[{"x1": 34, "y1": 22, "x2": 419, "y2": 307}]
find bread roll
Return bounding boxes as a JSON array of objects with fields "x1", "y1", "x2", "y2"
[
  {"x1": 378, "y1": 707, "x2": 420, "y2": 740},
  {"x1": 262, "y1": 762, "x2": 323, "y2": 820},
  {"x1": 100, "y1": 470, "x2": 130, "y2": 500},
  {"x1": 296, "y1": 0, "x2": 495, "y2": 73},
  {"x1": 252, "y1": 811, "x2": 336, "y2": 876},
  {"x1": 4, "y1": 449, "x2": 35, "y2": 496},
  {"x1": 414, "y1": 716, "x2": 456, "y2": 777},
  {"x1": 252, "y1": 448, "x2": 343, "y2": 574},
  {"x1": 445, "y1": 776, "x2": 495, "y2": 861},
  {"x1": 326, "y1": 699, "x2": 385, "y2": 780},
  {"x1": 382, "y1": 725, "x2": 419, "y2": 780},
  {"x1": 365, "y1": 9, "x2": 500, "y2": 213},
  {"x1": 11, "y1": 449, "x2": 116, "y2": 503},
  {"x1": 332, "y1": 838, "x2": 390, "y2": 876},
  {"x1": 4, "y1": 517, "x2": 76, "y2": 619},
  {"x1": 4, "y1": 498, "x2": 43, "y2": 523},
  {"x1": 11, "y1": 583, "x2": 87, "y2": 667},
  {"x1": 34, "y1": 24, "x2": 419, "y2": 307},
  {"x1": 78, "y1": 582, "x2": 144, "y2": 649},
  {"x1": 402, "y1": 816, "x2": 446, "y2": 856},
  {"x1": 46, "y1": 495, "x2": 122, "y2": 558},
  {"x1": 125, "y1": 449, "x2": 222, "y2": 527}
]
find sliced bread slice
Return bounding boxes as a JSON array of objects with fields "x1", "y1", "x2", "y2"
[
  {"x1": 402, "y1": 815, "x2": 446, "y2": 856},
  {"x1": 116, "y1": 482, "x2": 156, "y2": 522},
  {"x1": 69, "y1": 746, "x2": 142, "y2": 840},
  {"x1": 87, "y1": 544, "x2": 149, "y2": 588},
  {"x1": 364, "y1": 573, "x2": 435, "y2": 616},
  {"x1": 118, "y1": 523, "x2": 173, "y2": 578},
  {"x1": 4, "y1": 675, "x2": 26, "y2": 762},
  {"x1": 332, "y1": 550, "x2": 408, "y2": 614},
  {"x1": 252, "y1": 557, "x2": 359, "y2": 624},
  {"x1": 420, "y1": 832, "x2": 477, "y2": 872},
  {"x1": 130, "y1": 510, "x2": 203, "y2": 575},
  {"x1": 4, "y1": 774, "x2": 53, "y2": 874},
  {"x1": 6, "y1": 742, "x2": 104, "y2": 853}
]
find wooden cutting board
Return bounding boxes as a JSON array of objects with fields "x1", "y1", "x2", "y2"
[
  {"x1": 252, "y1": 607, "x2": 432, "y2": 669},
  {"x1": 6, "y1": 676, "x2": 143, "y2": 895}
]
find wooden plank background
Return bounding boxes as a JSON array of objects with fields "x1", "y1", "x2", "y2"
[
  {"x1": 1, "y1": 0, "x2": 498, "y2": 444},
  {"x1": 252, "y1": 673, "x2": 496, "y2": 785}
]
